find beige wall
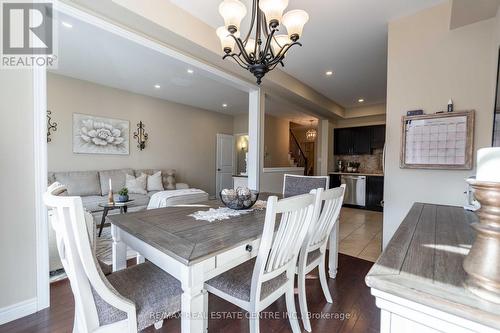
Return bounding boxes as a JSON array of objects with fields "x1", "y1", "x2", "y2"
[
  {"x1": 264, "y1": 115, "x2": 291, "y2": 167},
  {"x1": 47, "y1": 73, "x2": 233, "y2": 195},
  {"x1": 0, "y1": 71, "x2": 37, "y2": 309},
  {"x1": 384, "y1": 2, "x2": 498, "y2": 248},
  {"x1": 233, "y1": 113, "x2": 291, "y2": 168},
  {"x1": 344, "y1": 103, "x2": 386, "y2": 118}
]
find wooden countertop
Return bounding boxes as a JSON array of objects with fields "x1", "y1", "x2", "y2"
[
  {"x1": 329, "y1": 171, "x2": 384, "y2": 177},
  {"x1": 366, "y1": 203, "x2": 500, "y2": 330}
]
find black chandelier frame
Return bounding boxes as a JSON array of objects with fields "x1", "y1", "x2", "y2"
[{"x1": 222, "y1": 0, "x2": 302, "y2": 84}]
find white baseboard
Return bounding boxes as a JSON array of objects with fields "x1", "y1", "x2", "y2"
[{"x1": 0, "y1": 298, "x2": 37, "y2": 325}]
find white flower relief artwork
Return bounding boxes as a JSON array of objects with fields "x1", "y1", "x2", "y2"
[{"x1": 73, "y1": 114, "x2": 129, "y2": 155}]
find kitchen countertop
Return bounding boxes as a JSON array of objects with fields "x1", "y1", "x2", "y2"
[
  {"x1": 366, "y1": 203, "x2": 500, "y2": 330},
  {"x1": 329, "y1": 171, "x2": 384, "y2": 177}
]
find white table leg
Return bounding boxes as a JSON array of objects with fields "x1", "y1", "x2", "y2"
[
  {"x1": 180, "y1": 264, "x2": 208, "y2": 333},
  {"x1": 136, "y1": 253, "x2": 145, "y2": 264},
  {"x1": 181, "y1": 286, "x2": 207, "y2": 333},
  {"x1": 328, "y1": 221, "x2": 340, "y2": 279},
  {"x1": 111, "y1": 225, "x2": 127, "y2": 272}
]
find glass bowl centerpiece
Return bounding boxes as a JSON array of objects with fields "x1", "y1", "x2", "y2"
[{"x1": 220, "y1": 187, "x2": 259, "y2": 210}]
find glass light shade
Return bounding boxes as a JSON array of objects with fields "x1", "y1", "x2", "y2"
[
  {"x1": 306, "y1": 128, "x2": 317, "y2": 141},
  {"x1": 259, "y1": 0, "x2": 288, "y2": 27},
  {"x1": 282, "y1": 9, "x2": 309, "y2": 40},
  {"x1": 271, "y1": 34, "x2": 290, "y2": 54},
  {"x1": 245, "y1": 38, "x2": 256, "y2": 55},
  {"x1": 216, "y1": 26, "x2": 238, "y2": 53},
  {"x1": 219, "y1": 0, "x2": 247, "y2": 32}
]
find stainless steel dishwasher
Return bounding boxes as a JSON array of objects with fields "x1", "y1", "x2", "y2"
[{"x1": 341, "y1": 175, "x2": 366, "y2": 206}]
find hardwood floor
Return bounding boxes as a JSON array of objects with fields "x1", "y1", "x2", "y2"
[{"x1": 0, "y1": 254, "x2": 379, "y2": 333}]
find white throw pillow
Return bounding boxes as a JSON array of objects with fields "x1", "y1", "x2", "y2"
[
  {"x1": 125, "y1": 173, "x2": 147, "y2": 195},
  {"x1": 147, "y1": 171, "x2": 164, "y2": 191}
]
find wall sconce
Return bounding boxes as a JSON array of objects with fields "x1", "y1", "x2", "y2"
[
  {"x1": 133, "y1": 121, "x2": 148, "y2": 151},
  {"x1": 47, "y1": 110, "x2": 57, "y2": 143}
]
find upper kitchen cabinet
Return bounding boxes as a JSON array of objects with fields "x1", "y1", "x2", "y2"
[
  {"x1": 334, "y1": 125, "x2": 384, "y2": 155},
  {"x1": 371, "y1": 125, "x2": 386, "y2": 149}
]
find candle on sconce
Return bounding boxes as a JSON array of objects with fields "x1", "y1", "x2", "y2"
[
  {"x1": 109, "y1": 178, "x2": 112, "y2": 191},
  {"x1": 476, "y1": 148, "x2": 500, "y2": 183}
]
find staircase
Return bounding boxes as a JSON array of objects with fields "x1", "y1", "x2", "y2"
[{"x1": 289, "y1": 130, "x2": 314, "y2": 176}]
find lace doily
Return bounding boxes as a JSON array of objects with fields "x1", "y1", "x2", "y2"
[{"x1": 189, "y1": 200, "x2": 266, "y2": 222}]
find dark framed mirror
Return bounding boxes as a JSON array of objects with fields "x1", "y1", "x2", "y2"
[{"x1": 494, "y1": 48, "x2": 500, "y2": 147}]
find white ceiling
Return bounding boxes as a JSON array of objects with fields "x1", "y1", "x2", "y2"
[
  {"x1": 170, "y1": 0, "x2": 444, "y2": 107},
  {"x1": 51, "y1": 12, "x2": 249, "y2": 115},
  {"x1": 51, "y1": 11, "x2": 317, "y2": 124}
]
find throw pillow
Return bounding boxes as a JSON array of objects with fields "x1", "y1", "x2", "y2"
[
  {"x1": 147, "y1": 171, "x2": 164, "y2": 191},
  {"x1": 165, "y1": 169, "x2": 176, "y2": 190},
  {"x1": 125, "y1": 173, "x2": 147, "y2": 195}
]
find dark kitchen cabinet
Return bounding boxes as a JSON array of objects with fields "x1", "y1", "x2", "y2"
[
  {"x1": 351, "y1": 127, "x2": 371, "y2": 154},
  {"x1": 334, "y1": 125, "x2": 386, "y2": 155},
  {"x1": 366, "y1": 176, "x2": 384, "y2": 211},
  {"x1": 334, "y1": 128, "x2": 352, "y2": 155},
  {"x1": 334, "y1": 127, "x2": 371, "y2": 155},
  {"x1": 329, "y1": 174, "x2": 341, "y2": 189},
  {"x1": 371, "y1": 125, "x2": 386, "y2": 149}
]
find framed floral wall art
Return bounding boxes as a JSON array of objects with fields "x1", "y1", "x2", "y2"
[{"x1": 73, "y1": 113, "x2": 129, "y2": 155}]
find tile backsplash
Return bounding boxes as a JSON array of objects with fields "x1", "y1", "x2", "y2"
[{"x1": 334, "y1": 149, "x2": 384, "y2": 174}]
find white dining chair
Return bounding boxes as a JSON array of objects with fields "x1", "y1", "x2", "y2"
[
  {"x1": 44, "y1": 182, "x2": 182, "y2": 333},
  {"x1": 282, "y1": 174, "x2": 330, "y2": 198},
  {"x1": 297, "y1": 185, "x2": 346, "y2": 332},
  {"x1": 204, "y1": 192, "x2": 322, "y2": 333}
]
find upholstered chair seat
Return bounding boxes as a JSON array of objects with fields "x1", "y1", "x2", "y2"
[
  {"x1": 93, "y1": 262, "x2": 182, "y2": 331},
  {"x1": 206, "y1": 258, "x2": 288, "y2": 302}
]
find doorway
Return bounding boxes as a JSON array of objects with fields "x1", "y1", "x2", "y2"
[{"x1": 216, "y1": 134, "x2": 234, "y2": 194}]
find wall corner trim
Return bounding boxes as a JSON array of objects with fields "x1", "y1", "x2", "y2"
[{"x1": 0, "y1": 298, "x2": 37, "y2": 325}]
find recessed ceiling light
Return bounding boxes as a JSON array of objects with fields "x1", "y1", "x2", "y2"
[
  {"x1": 61, "y1": 21, "x2": 73, "y2": 28},
  {"x1": 325, "y1": 70, "x2": 333, "y2": 76},
  {"x1": 222, "y1": 103, "x2": 228, "y2": 108},
  {"x1": 187, "y1": 69, "x2": 194, "y2": 74},
  {"x1": 154, "y1": 84, "x2": 161, "y2": 89},
  {"x1": 358, "y1": 98, "x2": 365, "y2": 103}
]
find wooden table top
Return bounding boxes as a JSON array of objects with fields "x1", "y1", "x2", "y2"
[
  {"x1": 108, "y1": 194, "x2": 276, "y2": 266},
  {"x1": 366, "y1": 202, "x2": 500, "y2": 330}
]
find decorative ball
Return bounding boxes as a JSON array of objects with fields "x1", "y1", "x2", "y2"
[{"x1": 220, "y1": 187, "x2": 259, "y2": 210}]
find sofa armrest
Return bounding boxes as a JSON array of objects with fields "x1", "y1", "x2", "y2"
[{"x1": 175, "y1": 183, "x2": 189, "y2": 190}]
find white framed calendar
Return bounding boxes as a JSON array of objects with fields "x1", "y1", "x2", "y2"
[{"x1": 400, "y1": 110, "x2": 475, "y2": 170}]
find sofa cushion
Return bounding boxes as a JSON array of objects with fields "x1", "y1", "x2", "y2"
[
  {"x1": 54, "y1": 171, "x2": 101, "y2": 196},
  {"x1": 125, "y1": 174, "x2": 147, "y2": 195},
  {"x1": 99, "y1": 169, "x2": 134, "y2": 195},
  {"x1": 135, "y1": 169, "x2": 176, "y2": 190},
  {"x1": 127, "y1": 194, "x2": 150, "y2": 208},
  {"x1": 147, "y1": 171, "x2": 164, "y2": 191},
  {"x1": 81, "y1": 196, "x2": 109, "y2": 213}
]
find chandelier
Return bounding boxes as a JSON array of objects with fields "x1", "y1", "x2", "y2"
[
  {"x1": 216, "y1": 0, "x2": 309, "y2": 85},
  {"x1": 305, "y1": 120, "x2": 317, "y2": 141}
]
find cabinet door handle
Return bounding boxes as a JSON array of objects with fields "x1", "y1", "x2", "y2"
[{"x1": 245, "y1": 244, "x2": 253, "y2": 252}]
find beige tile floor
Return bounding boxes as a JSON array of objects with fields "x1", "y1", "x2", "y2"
[{"x1": 338, "y1": 207, "x2": 383, "y2": 262}]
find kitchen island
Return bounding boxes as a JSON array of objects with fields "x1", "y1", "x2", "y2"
[{"x1": 366, "y1": 203, "x2": 500, "y2": 333}]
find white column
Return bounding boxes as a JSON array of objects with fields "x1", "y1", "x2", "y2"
[
  {"x1": 248, "y1": 89, "x2": 265, "y2": 190},
  {"x1": 317, "y1": 119, "x2": 330, "y2": 176}
]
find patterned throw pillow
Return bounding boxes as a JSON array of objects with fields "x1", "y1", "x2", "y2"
[
  {"x1": 165, "y1": 169, "x2": 176, "y2": 190},
  {"x1": 125, "y1": 173, "x2": 147, "y2": 195},
  {"x1": 147, "y1": 171, "x2": 164, "y2": 192}
]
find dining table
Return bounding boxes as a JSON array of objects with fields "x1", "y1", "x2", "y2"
[{"x1": 109, "y1": 193, "x2": 340, "y2": 333}]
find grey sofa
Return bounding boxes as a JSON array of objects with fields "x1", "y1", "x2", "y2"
[{"x1": 48, "y1": 168, "x2": 205, "y2": 222}]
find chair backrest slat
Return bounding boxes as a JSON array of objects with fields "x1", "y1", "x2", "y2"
[
  {"x1": 307, "y1": 185, "x2": 345, "y2": 251},
  {"x1": 44, "y1": 182, "x2": 136, "y2": 332},
  {"x1": 250, "y1": 192, "x2": 321, "y2": 302}
]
